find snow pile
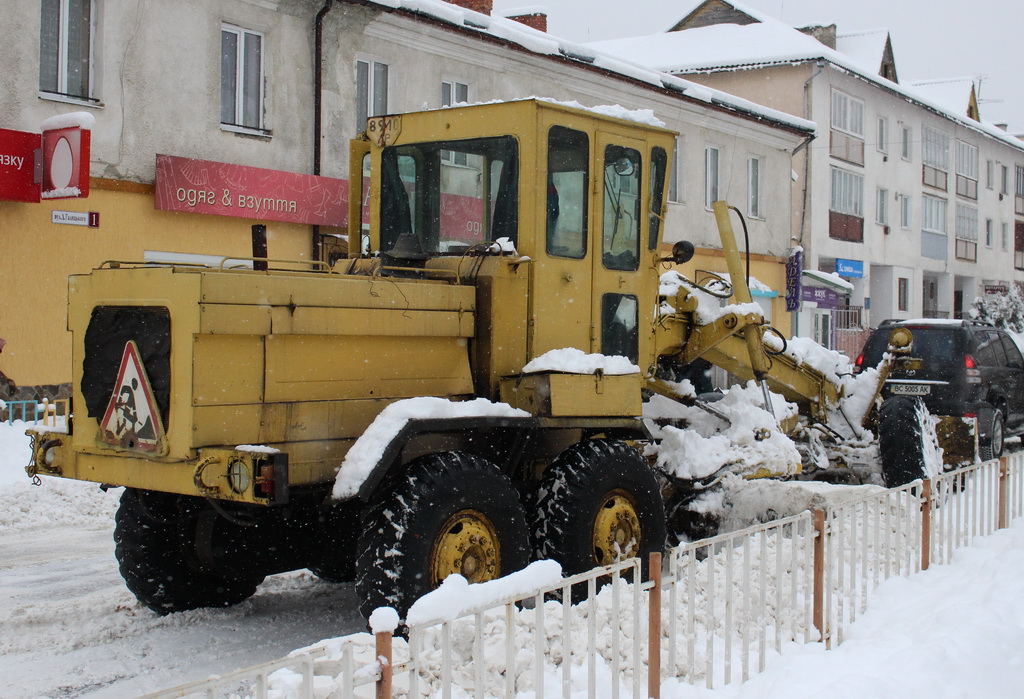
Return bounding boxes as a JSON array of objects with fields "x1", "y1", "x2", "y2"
[
  {"x1": 522, "y1": 347, "x2": 640, "y2": 375},
  {"x1": 645, "y1": 382, "x2": 801, "y2": 481},
  {"x1": 41, "y1": 111, "x2": 96, "y2": 131},
  {"x1": 332, "y1": 397, "x2": 528, "y2": 499}
]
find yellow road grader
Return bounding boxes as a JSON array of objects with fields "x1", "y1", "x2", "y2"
[{"x1": 27, "y1": 99, "x2": 942, "y2": 619}]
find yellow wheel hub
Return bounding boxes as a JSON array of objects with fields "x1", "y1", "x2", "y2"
[
  {"x1": 592, "y1": 490, "x2": 642, "y2": 566},
  {"x1": 430, "y1": 509, "x2": 501, "y2": 587}
]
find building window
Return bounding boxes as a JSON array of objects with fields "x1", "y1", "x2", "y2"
[
  {"x1": 922, "y1": 195, "x2": 948, "y2": 261},
  {"x1": 830, "y1": 166, "x2": 864, "y2": 242},
  {"x1": 1016, "y1": 166, "x2": 1024, "y2": 216},
  {"x1": 830, "y1": 90, "x2": 865, "y2": 165},
  {"x1": 39, "y1": 0, "x2": 94, "y2": 100},
  {"x1": 986, "y1": 218, "x2": 994, "y2": 248},
  {"x1": 221, "y1": 25, "x2": 264, "y2": 130},
  {"x1": 922, "y1": 195, "x2": 948, "y2": 234},
  {"x1": 955, "y1": 140, "x2": 978, "y2": 199},
  {"x1": 441, "y1": 80, "x2": 470, "y2": 165},
  {"x1": 668, "y1": 137, "x2": 681, "y2": 203},
  {"x1": 877, "y1": 117, "x2": 888, "y2": 153},
  {"x1": 922, "y1": 126, "x2": 950, "y2": 190},
  {"x1": 876, "y1": 188, "x2": 889, "y2": 226},
  {"x1": 356, "y1": 59, "x2": 389, "y2": 129},
  {"x1": 747, "y1": 156, "x2": 762, "y2": 218},
  {"x1": 901, "y1": 126, "x2": 912, "y2": 161},
  {"x1": 986, "y1": 160, "x2": 995, "y2": 190},
  {"x1": 704, "y1": 146, "x2": 720, "y2": 209},
  {"x1": 1003, "y1": 222, "x2": 1009, "y2": 252},
  {"x1": 898, "y1": 277, "x2": 909, "y2": 312},
  {"x1": 1001, "y1": 165, "x2": 1009, "y2": 195},
  {"x1": 899, "y1": 194, "x2": 911, "y2": 229},
  {"x1": 955, "y1": 204, "x2": 978, "y2": 261},
  {"x1": 1016, "y1": 222, "x2": 1024, "y2": 271}
]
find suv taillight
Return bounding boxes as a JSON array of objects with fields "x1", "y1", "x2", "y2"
[
  {"x1": 965, "y1": 354, "x2": 981, "y2": 383},
  {"x1": 854, "y1": 352, "x2": 864, "y2": 374}
]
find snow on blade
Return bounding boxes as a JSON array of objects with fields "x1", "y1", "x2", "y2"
[
  {"x1": 331, "y1": 397, "x2": 528, "y2": 500},
  {"x1": 522, "y1": 347, "x2": 640, "y2": 375}
]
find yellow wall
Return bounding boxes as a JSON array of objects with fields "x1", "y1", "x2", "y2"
[{"x1": 0, "y1": 180, "x2": 322, "y2": 386}]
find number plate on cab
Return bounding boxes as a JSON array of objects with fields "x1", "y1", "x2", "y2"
[{"x1": 890, "y1": 383, "x2": 931, "y2": 396}]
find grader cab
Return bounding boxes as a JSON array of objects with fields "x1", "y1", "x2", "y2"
[{"x1": 28, "y1": 99, "x2": 894, "y2": 620}]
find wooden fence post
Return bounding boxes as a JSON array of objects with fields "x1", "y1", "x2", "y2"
[
  {"x1": 999, "y1": 457, "x2": 1009, "y2": 530},
  {"x1": 812, "y1": 509, "x2": 825, "y2": 645},
  {"x1": 921, "y1": 479, "x2": 932, "y2": 572},
  {"x1": 376, "y1": 629, "x2": 393, "y2": 699},
  {"x1": 648, "y1": 551, "x2": 662, "y2": 699}
]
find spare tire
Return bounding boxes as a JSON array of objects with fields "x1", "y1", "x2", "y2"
[{"x1": 878, "y1": 396, "x2": 928, "y2": 488}]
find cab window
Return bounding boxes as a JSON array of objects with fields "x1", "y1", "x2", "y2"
[
  {"x1": 546, "y1": 126, "x2": 589, "y2": 259},
  {"x1": 603, "y1": 145, "x2": 641, "y2": 271}
]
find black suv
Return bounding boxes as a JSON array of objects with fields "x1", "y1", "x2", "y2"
[{"x1": 857, "y1": 319, "x2": 1024, "y2": 460}]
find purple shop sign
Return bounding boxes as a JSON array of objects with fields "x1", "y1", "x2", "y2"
[
  {"x1": 785, "y1": 249, "x2": 802, "y2": 312},
  {"x1": 802, "y1": 285, "x2": 840, "y2": 309}
]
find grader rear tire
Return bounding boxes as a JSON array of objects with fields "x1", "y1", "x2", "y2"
[
  {"x1": 114, "y1": 489, "x2": 263, "y2": 614},
  {"x1": 355, "y1": 452, "x2": 530, "y2": 622},
  {"x1": 532, "y1": 440, "x2": 665, "y2": 581}
]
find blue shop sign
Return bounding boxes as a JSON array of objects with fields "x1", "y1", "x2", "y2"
[{"x1": 835, "y1": 258, "x2": 864, "y2": 278}]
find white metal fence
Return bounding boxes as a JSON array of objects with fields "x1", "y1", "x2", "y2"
[{"x1": 146, "y1": 454, "x2": 1024, "y2": 699}]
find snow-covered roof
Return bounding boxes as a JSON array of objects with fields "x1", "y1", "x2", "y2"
[
  {"x1": 835, "y1": 28, "x2": 889, "y2": 75},
  {"x1": 909, "y1": 77, "x2": 977, "y2": 118},
  {"x1": 587, "y1": 0, "x2": 1024, "y2": 153},
  {"x1": 357, "y1": 0, "x2": 814, "y2": 135}
]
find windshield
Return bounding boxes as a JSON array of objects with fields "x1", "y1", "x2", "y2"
[{"x1": 379, "y1": 136, "x2": 518, "y2": 258}]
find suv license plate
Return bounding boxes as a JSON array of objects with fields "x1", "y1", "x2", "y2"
[{"x1": 891, "y1": 384, "x2": 931, "y2": 396}]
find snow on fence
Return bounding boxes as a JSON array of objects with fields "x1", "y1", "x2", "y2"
[{"x1": 146, "y1": 456, "x2": 1024, "y2": 699}]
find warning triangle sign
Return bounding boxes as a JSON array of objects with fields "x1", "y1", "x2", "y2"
[{"x1": 99, "y1": 340, "x2": 165, "y2": 452}]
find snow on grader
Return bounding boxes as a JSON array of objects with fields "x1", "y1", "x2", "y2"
[{"x1": 27, "y1": 99, "x2": 953, "y2": 620}]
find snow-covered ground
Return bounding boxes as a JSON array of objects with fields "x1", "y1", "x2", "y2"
[{"x1": 3, "y1": 419, "x2": 1024, "y2": 697}]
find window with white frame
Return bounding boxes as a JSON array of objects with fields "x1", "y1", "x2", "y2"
[
  {"x1": 899, "y1": 194, "x2": 911, "y2": 229},
  {"x1": 356, "y1": 58, "x2": 389, "y2": 129},
  {"x1": 1003, "y1": 222, "x2": 1010, "y2": 251},
  {"x1": 922, "y1": 125, "x2": 950, "y2": 189},
  {"x1": 986, "y1": 218, "x2": 994, "y2": 248},
  {"x1": 876, "y1": 187, "x2": 888, "y2": 226},
  {"x1": 39, "y1": 0, "x2": 94, "y2": 100},
  {"x1": 898, "y1": 277, "x2": 909, "y2": 312},
  {"x1": 830, "y1": 167, "x2": 863, "y2": 216},
  {"x1": 922, "y1": 194, "x2": 947, "y2": 234},
  {"x1": 441, "y1": 80, "x2": 470, "y2": 165},
  {"x1": 1016, "y1": 165, "x2": 1024, "y2": 216},
  {"x1": 955, "y1": 140, "x2": 979, "y2": 199},
  {"x1": 955, "y1": 203, "x2": 978, "y2": 261},
  {"x1": 668, "y1": 137, "x2": 681, "y2": 203},
  {"x1": 877, "y1": 117, "x2": 888, "y2": 153},
  {"x1": 747, "y1": 156, "x2": 762, "y2": 218},
  {"x1": 986, "y1": 160, "x2": 995, "y2": 189},
  {"x1": 221, "y1": 25, "x2": 265, "y2": 131},
  {"x1": 901, "y1": 126, "x2": 912, "y2": 160},
  {"x1": 704, "y1": 146, "x2": 720, "y2": 209},
  {"x1": 830, "y1": 90, "x2": 865, "y2": 164},
  {"x1": 1002, "y1": 164, "x2": 1010, "y2": 195}
]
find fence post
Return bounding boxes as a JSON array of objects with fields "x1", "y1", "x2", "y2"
[
  {"x1": 812, "y1": 509, "x2": 825, "y2": 644},
  {"x1": 648, "y1": 551, "x2": 662, "y2": 699},
  {"x1": 999, "y1": 457, "x2": 1009, "y2": 530},
  {"x1": 920, "y1": 479, "x2": 932, "y2": 572},
  {"x1": 376, "y1": 630, "x2": 393, "y2": 699}
]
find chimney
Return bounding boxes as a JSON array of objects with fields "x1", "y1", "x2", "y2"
[
  {"x1": 798, "y1": 24, "x2": 837, "y2": 50},
  {"x1": 445, "y1": 0, "x2": 493, "y2": 15},
  {"x1": 508, "y1": 11, "x2": 547, "y2": 32}
]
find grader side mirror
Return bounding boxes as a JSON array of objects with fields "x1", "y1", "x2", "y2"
[{"x1": 662, "y1": 240, "x2": 695, "y2": 265}]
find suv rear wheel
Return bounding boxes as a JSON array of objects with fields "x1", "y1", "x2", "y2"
[{"x1": 980, "y1": 408, "x2": 1005, "y2": 461}]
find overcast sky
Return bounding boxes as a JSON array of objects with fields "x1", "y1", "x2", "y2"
[{"x1": 493, "y1": 0, "x2": 1023, "y2": 130}]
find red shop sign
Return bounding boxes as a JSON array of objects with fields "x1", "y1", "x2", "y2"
[
  {"x1": 0, "y1": 128, "x2": 41, "y2": 203},
  {"x1": 154, "y1": 154, "x2": 346, "y2": 227}
]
